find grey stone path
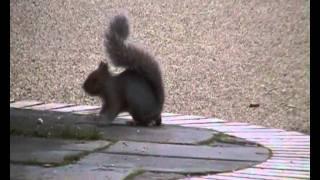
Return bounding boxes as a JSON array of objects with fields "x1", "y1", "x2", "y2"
[
  {"x1": 10, "y1": 107, "x2": 270, "y2": 180},
  {"x1": 10, "y1": 100, "x2": 310, "y2": 179}
]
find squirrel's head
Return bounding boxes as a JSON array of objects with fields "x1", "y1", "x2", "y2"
[{"x1": 83, "y1": 61, "x2": 111, "y2": 96}]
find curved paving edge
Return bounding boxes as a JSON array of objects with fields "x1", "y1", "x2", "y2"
[{"x1": 10, "y1": 100, "x2": 310, "y2": 179}]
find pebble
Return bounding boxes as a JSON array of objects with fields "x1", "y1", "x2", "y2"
[{"x1": 37, "y1": 118, "x2": 44, "y2": 125}]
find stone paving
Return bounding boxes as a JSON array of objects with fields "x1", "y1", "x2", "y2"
[
  {"x1": 10, "y1": 103, "x2": 270, "y2": 180},
  {"x1": 10, "y1": 100, "x2": 310, "y2": 179}
]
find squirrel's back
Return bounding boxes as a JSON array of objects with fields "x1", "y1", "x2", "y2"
[{"x1": 104, "y1": 14, "x2": 165, "y2": 109}]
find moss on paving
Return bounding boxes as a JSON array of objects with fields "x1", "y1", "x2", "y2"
[
  {"x1": 10, "y1": 152, "x2": 88, "y2": 167},
  {"x1": 196, "y1": 133, "x2": 242, "y2": 145},
  {"x1": 196, "y1": 134, "x2": 217, "y2": 145},
  {"x1": 10, "y1": 125, "x2": 103, "y2": 140},
  {"x1": 213, "y1": 132, "x2": 257, "y2": 146},
  {"x1": 62, "y1": 151, "x2": 89, "y2": 166},
  {"x1": 196, "y1": 132, "x2": 260, "y2": 147},
  {"x1": 123, "y1": 169, "x2": 145, "y2": 180},
  {"x1": 58, "y1": 126, "x2": 102, "y2": 140},
  {"x1": 214, "y1": 133, "x2": 239, "y2": 143},
  {"x1": 11, "y1": 142, "x2": 115, "y2": 168}
]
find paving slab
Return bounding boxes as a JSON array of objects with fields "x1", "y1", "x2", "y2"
[
  {"x1": 10, "y1": 108, "x2": 218, "y2": 144},
  {"x1": 10, "y1": 107, "x2": 273, "y2": 177},
  {"x1": 104, "y1": 141, "x2": 269, "y2": 162},
  {"x1": 77, "y1": 153, "x2": 257, "y2": 174},
  {"x1": 97, "y1": 124, "x2": 217, "y2": 144},
  {"x1": 132, "y1": 172, "x2": 186, "y2": 180},
  {"x1": 10, "y1": 136, "x2": 110, "y2": 164},
  {"x1": 10, "y1": 107, "x2": 97, "y2": 128},
  {"x1": 10, "y1": 164, "x2": 134, "y2": 180}
]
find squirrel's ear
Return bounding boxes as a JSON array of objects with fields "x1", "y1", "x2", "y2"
[{"x1": 98, "y1": 61, "x2": 108, "y2": 70}]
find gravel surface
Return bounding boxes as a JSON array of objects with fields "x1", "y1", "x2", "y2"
[{"x1": 10, "y1": 0, "x2": 310, "y2": 134}]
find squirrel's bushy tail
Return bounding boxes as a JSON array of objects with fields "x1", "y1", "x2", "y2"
[{"x1": 104, "y1": 14, "x2": 164, "y2": 107}]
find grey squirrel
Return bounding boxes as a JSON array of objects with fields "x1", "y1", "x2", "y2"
[{"x1": 82, "y1": 14, "x2": 164, "y2": 126}]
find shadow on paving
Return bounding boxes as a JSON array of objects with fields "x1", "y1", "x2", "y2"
[{"x1": 10, "y1": 108, "x2": 271, "y2": 180}]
